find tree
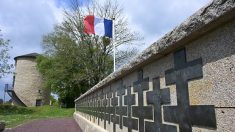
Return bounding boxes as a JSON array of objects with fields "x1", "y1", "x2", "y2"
[
  {"x1": 37, "y1": 0, "x2": 141, "y2": 107},
  {"x1": 50, "y1": 95, "x2": 58, "y2": 106},
  {"x1": 0, "y1": 30, "x2": 13, "y2": 79},
  {"x1": 115, "y1": 47, "x2": 139, "y2": 69}
]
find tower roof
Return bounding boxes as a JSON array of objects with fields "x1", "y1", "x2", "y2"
[{"x1": 14, "y1": 53, "x2": 40, "y2": 60}]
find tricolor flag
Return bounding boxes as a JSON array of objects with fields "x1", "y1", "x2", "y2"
[{"x1": 84, "y1": 15, "x2": 113, "y2": 38}]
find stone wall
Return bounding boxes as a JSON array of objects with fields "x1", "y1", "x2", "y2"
[
  {"x1": 14, "y1": 57, "x2": 50, "y2": 106},
  {"x1": 74, "y1": 0, "x2": 235, "y2": 132}
]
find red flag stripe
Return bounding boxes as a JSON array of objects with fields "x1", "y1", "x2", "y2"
[{"x1": 84, "y1": 15, "x2": 95, "y2": 34}]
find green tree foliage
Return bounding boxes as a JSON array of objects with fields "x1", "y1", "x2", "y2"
[
  {"x1": 0, "y1": 30, "x2": 13, "y2": 79},
  {"x1": 37, "y1": 0, "x2": 141, "y2": 107}
]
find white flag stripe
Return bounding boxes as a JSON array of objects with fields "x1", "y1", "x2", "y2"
[{"x1": 94, "y1": 17, "x2": 105, "y2": 36}]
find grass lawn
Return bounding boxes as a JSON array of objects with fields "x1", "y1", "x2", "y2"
[{"x1": 0, "y1": 105, "x2": 75, "y2": 128}]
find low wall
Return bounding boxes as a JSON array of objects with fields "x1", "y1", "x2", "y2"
[{"x1": 74, "y1": 0, "x2": 235, "y2": 132}]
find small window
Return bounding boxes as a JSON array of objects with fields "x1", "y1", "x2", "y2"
[
  {"x1": 12, "y1": 76, "x2": 15, "y2": 87},
  {"x1": 36, "y1": 99, "x2": 42, "y2": 106}
]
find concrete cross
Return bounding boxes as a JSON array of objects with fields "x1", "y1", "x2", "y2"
[
  {"x1": 163, "y1": 48, "x2": 216, "y2": 132},
  {"x1": 111, "y1": 87, "x2": 119, "y2": 132},
  {"x1": 123, "y1": 86, "x2": 138, "y2": 132},
  {"x1": 91, "y1": 93, "x2": 96, "y2": 118},
  {"x1": 88, "y1": 94, "x2": 93, "y2": 121},
  {"x1": 116, "y1": 80, "x2": 127, "y2": 129},
  {"x1": 94, "y1": 93, "x2": 98, "y2": 120},
  {"x1": 102, "y1": 87, "x2": 109, "y2": 129},
  {"x1": 81, "y1": 97, "x2": 88, "y2": 116},
  {"x1": 145, "y1": 77, "x2": 177, "y2": 132},
  {"x1": 132, "y1": 70, "x2": 153, "y2": 132},
  {"x1": 83, "y1": 96, "x2": 89, "y2": 117},
  {"x1": 97, "y1": 90, "x2": 103, "y2": 125},
  {"x1": 106, "y1": 86, "x2": 113, "y2": 125}
]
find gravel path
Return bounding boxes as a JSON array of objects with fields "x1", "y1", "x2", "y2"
[{"x1": 4, "y1": 118, "x2": 82, "y2": 132}]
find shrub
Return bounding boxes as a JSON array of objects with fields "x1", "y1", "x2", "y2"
[{"x1": 0, "y1": 104, "x2": 34, "y2": 115}]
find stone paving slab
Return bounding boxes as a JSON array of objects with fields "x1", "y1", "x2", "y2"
[{"x1": 4, "y1": 118, "x2": 82, "y2": 132}]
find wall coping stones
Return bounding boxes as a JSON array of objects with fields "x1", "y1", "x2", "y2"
[{"x1": 75, "y1": 0, "x2": 235, "y2": 102}]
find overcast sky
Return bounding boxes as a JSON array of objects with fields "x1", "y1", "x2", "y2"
[{"x1": 0, "y1": 0, "x2": 210, "y2": 100}]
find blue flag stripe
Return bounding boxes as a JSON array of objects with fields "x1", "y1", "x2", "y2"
[{"x1": 104, "y1": 19, "x2": 113, "y2": 38}]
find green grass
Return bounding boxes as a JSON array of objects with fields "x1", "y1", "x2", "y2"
[{"x1": 0, "y1": 105, "x2": 74, "y2": 128}]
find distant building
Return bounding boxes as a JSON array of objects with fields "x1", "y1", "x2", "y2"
[{"x1": 7, "y1": 53, "x2": 50, "y2": 107}]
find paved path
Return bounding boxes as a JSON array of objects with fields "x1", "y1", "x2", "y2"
[{"x1": 4, "y1": 118, "x2": 82, "y2": 132}]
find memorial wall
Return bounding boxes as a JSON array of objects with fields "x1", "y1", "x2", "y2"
[{"x1": 74, "y1": 1, "x2": 235, "y2": 132}]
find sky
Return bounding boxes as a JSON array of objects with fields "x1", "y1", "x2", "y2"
[{"x1": 0, "y1": 0, "x2": 210, "y2": 101}]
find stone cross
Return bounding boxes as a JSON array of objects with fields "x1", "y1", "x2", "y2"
[
  {"x1": 145, "y1": 77, "x2": 177, "y2": 132},
  {"x1": 88, "y1": 94, "x2": 92, "y2": 121},
  {"x1": 97, "y1": 90, "x2": 103, "y2": 125},
  {"x1": 102, "y1": 87, "x2": 110, "y2": 129},
  {"x1": 91, "y1": 93, "x2": 95, "y2": 118},
  {"x1": 116, "y1": 80, "x2": 127, "y2": 129},
  {"x1": 163, "y1": 48, "x2": 216, "y2": 132},
  {"x1": 106, "y1": 86, "x2": 113, "y2": 125},
  {"x1": 82, "y1": 97, "x2": 88, "y2": 116},
  {"x1": 132, "y1": 70, "x2": 153, "y2": 132},
  {"x1": 111, "y1": 87, "x2": 119, "y2": 132},
  {"x1": 93, "y1": 92, "x2": 98, "y2": 120},
  {"x1": 123, "y1": 86, "x2": 138, "y2": 132}
]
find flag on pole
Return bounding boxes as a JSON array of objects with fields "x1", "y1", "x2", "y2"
[{"x1": 84, "y1": 15, "x2": 113, "y2": 38}]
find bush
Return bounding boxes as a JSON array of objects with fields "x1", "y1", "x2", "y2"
[{"x1": 0, "y1": 104, "x2": 34, "y2": 115}]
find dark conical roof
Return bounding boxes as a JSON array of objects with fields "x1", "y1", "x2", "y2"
[{"x1": 14, "y1": 53, "x2": 40, "y2": 60}]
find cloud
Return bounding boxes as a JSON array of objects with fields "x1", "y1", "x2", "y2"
[
  {"x1": 57, "y1": 0, "x2": 93, "y2": 8},
  {"x1": 0, "y1": 0, "x2": 63, "y2": 100},
  {"x1": 0, "y1": 0, "x2": 210, "y2": 100},
  {"x1": 0, "y1": 0, "x2": 63, "y2": 56},
  {"x1": 119, "y1": 0, "x2": 210, "y2": 47}
]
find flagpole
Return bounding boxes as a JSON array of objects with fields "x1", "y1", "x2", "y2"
[{"x1": 112, "y1": 18, "x2": 116, "y2": 72}]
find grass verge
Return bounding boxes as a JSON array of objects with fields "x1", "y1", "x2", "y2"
[{"x1": 0, "y1": 105, "x2": 74, "y2": 128}]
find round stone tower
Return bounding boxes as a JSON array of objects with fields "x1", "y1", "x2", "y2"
[{"x1": 13, "y1": 53, "x2": 50, "y2": 106}]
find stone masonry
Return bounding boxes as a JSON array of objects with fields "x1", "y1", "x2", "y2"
[{"x1": 13, "y1": 53, "x2": 50, "y2": 106}]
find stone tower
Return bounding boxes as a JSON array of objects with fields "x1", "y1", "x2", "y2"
[{"x1": 12, "y1": 53, "x2": 50, "y2": 106}]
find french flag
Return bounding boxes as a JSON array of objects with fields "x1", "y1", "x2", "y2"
[{"x1": 84, "y1": 15, "x2": 113, "y2": 38}]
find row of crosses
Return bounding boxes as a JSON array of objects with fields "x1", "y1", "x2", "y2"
[{"x1": 76, "y1": 48, "x2": 217, "y2": 132}]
